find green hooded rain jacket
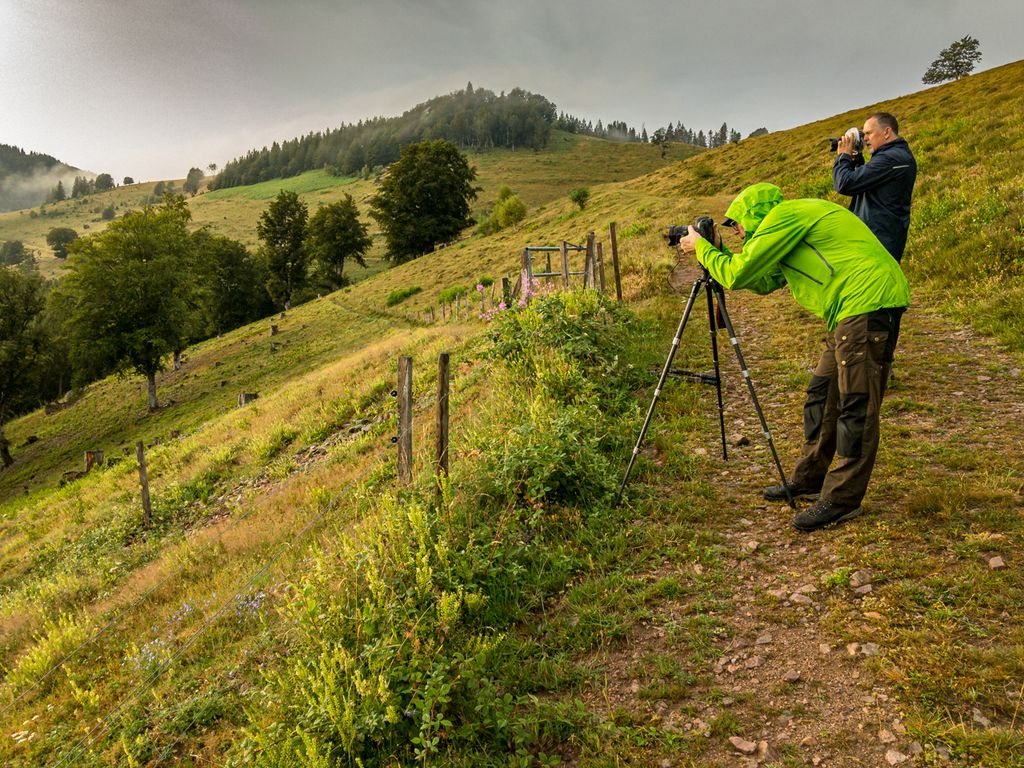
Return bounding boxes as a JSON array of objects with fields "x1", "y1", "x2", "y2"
[{"x1": 694, "y1": 183, "x2": 909, "y2": 330}]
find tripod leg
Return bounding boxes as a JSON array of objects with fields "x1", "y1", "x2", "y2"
[
  {"x1": 615, "y1": 277, "x2": 703, "y2": 507},
  {"x1": 713, "y1": 287, "x2": 796, "y2": 509},
  {"x1": 705, "y1": 283, "x2": 728, "y2": 459}
]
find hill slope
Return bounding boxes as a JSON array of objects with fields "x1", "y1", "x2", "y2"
[
  {"x1": 0, "y1": 131, "x2": 702, "y2": 280},
  {"x1": 1, "y1": 61, "x2": 1023, "y2": 767},
  {"x1": 0, "y1": 144, "x2": 81, "y2": 213}
]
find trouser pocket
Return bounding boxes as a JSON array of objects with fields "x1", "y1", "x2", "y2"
[{"x1": 803, "y1": 375, "x2": 831, "y2": 441}]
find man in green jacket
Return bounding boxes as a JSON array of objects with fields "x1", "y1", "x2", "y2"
[{"x1": 676, "y1": 183, "x2": 909, "y2": 531}]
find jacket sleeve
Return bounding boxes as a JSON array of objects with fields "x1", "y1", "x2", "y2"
[
  {"x1": 695, "y1": 208, "x2": 807, "y2": 294},
  {"x1": 832, "y1": 152, "x2": 905, "y2": 195}
]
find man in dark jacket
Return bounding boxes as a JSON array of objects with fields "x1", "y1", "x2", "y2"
[{"x1": 833, "y1": 112, "x2": 916, "y2": 262}]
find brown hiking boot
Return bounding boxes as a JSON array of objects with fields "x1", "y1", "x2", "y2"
[{"x1": 792, "y1": 498, "x2": 864, "y2": 532}]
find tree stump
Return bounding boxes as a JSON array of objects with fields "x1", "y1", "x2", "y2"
[{"x1": 238, "y1": 392, "x2": 260, "y2": 407}]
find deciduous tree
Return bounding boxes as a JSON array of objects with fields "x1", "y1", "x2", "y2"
[
  {"x1": 369, "y1": 140, "x2": 477, "y2": 263},
  {"x1": 923, "y1": 36, "x2": 982, "y2": 83},
  {"x1": 257, "y1": 190, "x2": 309, "y2": 308},
  {"x1": 305, "y1": 194, "x2": 371, "y2": 290},
  {"x1": 0, "y1": 268, "x2": 45, "y2": 467},
  {"x1": 183, "y1": 167, "x2": 205, "y2": 196},
  {"x1": 191, "y1": 230, "x2": 272, "y2": 336},
  {"x1": 56, "y1": 197, "x2": 196, "y2": 411},
  {"x1": 46, "y1": 227, "x2": 78, "y2": 259},
  {"x1": 93, "y1": 173, "x2": 115, "y2": 192}
]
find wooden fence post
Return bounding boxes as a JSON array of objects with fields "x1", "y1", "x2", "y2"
[
  {"x1": 609, "y1": 222, "x2": 623, "y2": 301},
  {"x1": 521, "y1": 248, "x2": 531, "y2": 298},
  {"x1": 560, "y1": 241, "x2": 570, "y2": 287},
  {"x1": 501, "y1": 276, "x2": 511, "y2": 306},
  {"x1": 436, "y1": 353, "x2": 450, "y2": 496},
  {"x1": 136, "y1": 441, "x2": 152, "y2": 527},
  {"x1": 597, "y1": 241, "x2": 607, "y2": 294},
  {"x1": 585, "y1": 232, "x2": 596, "y2": 289},
  {"x1": 397, "y1": 357, "x2": 413, "y2": 485}
]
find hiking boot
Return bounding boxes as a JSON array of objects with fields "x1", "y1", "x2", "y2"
[
  {"x1": 792, "y1": 498, "x2": 864, "y2": 532},
  {"x1": 762, "y1": 479, "x2": 822, "y2": 502}
]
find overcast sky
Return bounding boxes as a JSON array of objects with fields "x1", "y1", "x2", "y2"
[{"x1": 2, "y1": 0, "x2": 1021, "y2": 183}]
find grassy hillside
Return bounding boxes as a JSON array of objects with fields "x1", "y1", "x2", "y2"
[
  {"x1": 2, "y1": 61, "x2": 1023, "y2": 767},
  {"x1": 0, "y1": 132, "x2": 702, "y2": 281}
]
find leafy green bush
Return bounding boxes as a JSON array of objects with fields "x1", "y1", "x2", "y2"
[
  {"x1": 230, "y1": 288, "x2": 645, "y2": 767},
  {"x1": 385, "y1": 286, "x2": 422, "y2": 306},
  {"x1": 477, "y1": 187, "x2": 527, "y2": 235},
  {"x1": 438, "y1": 285, "x2": 469, "y2": 305},
  {"x1": 475, "y1": 290, "x2": 638, "y2": 510},
  {"x1": 568, "y1": 187, "x2": 590, "y2": 210}
]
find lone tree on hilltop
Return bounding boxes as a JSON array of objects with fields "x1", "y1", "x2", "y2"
[
  {"x1": 258, "y1": 190, "x2": 309, "y2": 308},
  {"x1": 305, "y1": 194, "x2": 371, "y2": 290},
  {"x1": 56, "y1": 196, "x2": 196, "y2": 411},
  {"x1": 369, "y1": 140, "x2": 477, "y2": 263},
  {"x1": 94, "y1": 173, "x2": 115, "y2": 192},
  {"x1": 923, "y1": 36, "x2": 982, "y2": 84}
]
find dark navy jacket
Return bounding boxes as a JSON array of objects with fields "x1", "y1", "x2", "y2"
[{"x1": 832, "y1": 137, "x2": 917, "y2": 262}]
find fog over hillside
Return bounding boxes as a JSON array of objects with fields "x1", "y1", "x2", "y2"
[{"x1": 0, "y1": 164, "x2": 87, "y2": 213}]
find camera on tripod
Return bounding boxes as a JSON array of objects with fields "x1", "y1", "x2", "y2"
[
  {"x1": 665, "y1": 216, "x2": 716, "y2": 247},
  {"x1": 829, "y1": 128, "x2": 864, "y2": 153}
]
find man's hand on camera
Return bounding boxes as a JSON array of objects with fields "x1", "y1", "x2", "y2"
[
  {"x1": 836, "y1": 133, "x2": 854, "y2": 156},
  {"x1": 676, "y1": 227, "x2": 702, "y2": 255}
]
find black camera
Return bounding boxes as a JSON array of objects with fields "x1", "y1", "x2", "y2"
[
  {"x1": 829, "y1": 128, "x2": 864, "y2": 153},
  {"x1": 666, "y1": 216, "x2": 715, "y2": 247}
]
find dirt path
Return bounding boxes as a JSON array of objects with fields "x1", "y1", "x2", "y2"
[{"x1": 589, "y1": 270, "x2": 1023, "y2": 767}]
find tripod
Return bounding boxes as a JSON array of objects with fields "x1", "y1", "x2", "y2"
[{"x1": 615, "y1": 267, "x2": 795, "y2": 508}]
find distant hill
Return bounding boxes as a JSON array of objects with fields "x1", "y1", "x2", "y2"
[
  {"x1": 210, "y1": 83, "x2": 727, "y2": 191},
  {"x1": 0, "y1": 143, "x2": 81, "y2": 212},
  {"x1": 210, "y1": 85, "x2": 559, "y2": 189}
]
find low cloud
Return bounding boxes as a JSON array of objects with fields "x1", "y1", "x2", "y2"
[{"x1": 0, "y1": 165, "x2": 88, "y2": 213}]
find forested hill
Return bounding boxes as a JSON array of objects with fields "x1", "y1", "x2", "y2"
[
  {"x1": 0, "y1": 144, "x2": 80, "y2": 212},
  {"x1": 210, "y1": 85, "x2": 559, "y2": 189}
]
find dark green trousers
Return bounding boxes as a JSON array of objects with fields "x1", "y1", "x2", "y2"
[{"x1": 790, "y1": 308, "x2": 904, "y2": 510}]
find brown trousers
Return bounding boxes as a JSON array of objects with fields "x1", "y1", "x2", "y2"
[{"x1": 790, "y1": 308, "x2": 904, "y2": 510}]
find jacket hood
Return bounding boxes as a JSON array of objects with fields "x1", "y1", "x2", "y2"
[{"x1": 725, "y1": 183, "x2": 784, "y2": 237}]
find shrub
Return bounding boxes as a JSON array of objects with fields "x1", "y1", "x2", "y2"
[
  {"x1": 568, "y1": 187, "x2": 590, "y2": 210},
  {"x1": 438, "y1": 285, "x2": 469, "y2": 305},
  {"x1": 4, "y1": 615, "x2": 89, "y2": 694},
  {"x1": 385, "y1": 286, "x2": 422, "y2": 306}
]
